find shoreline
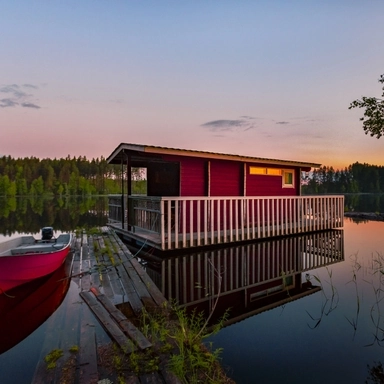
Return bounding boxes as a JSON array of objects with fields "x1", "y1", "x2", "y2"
[{"x1": 344, "y1": 212, "x2": 384, "y2": 222}]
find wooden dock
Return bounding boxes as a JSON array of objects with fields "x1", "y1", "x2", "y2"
[{"x1": 31, "y1": 227, "x2": 182, "y2": 384}]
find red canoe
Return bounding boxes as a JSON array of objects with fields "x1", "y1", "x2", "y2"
[{"x1": 0, "y1": 229, "x2": 73, "y2": 293}]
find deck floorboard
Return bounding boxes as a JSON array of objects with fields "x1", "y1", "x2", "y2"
[{"x1": 33, "y1": 228, "x2": 181, "y2": 384}]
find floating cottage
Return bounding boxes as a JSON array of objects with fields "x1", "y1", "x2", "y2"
[{"x1": 107, "y1": 143, "x2": 343, "y2": 253}]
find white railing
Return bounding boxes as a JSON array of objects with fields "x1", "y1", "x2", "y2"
[{"x1": 108, "y1": 195, "x2": 344, "y2": 250}]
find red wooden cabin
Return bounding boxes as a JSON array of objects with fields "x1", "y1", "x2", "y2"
[{"x1": 107, "y1": 143, "x2": 344, "y2": 252}]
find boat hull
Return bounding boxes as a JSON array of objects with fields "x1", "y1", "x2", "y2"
[
  {"x1": 0, "y1": 234, "x2": 72, "y2": 293},
  {"x1": 0, "y1": 257, "x2": 71, "y2": 354}
]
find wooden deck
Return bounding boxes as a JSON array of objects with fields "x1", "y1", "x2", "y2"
[
  {"x1": 109, "y1": 194, "x2": 345, "y2": 252},
  {"x1": 31, "y1": 227, "x2": 182, "y2": 384}
]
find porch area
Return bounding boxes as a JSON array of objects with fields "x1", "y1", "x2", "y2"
[{"x1": 108, "y1": 195, "x2": 344, "y2": 252}]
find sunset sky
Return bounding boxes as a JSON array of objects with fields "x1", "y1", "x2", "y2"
[{"x1": 1, "y1": 1, "x2": 384, "y2": 170}]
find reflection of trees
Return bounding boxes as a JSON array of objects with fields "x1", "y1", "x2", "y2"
[
  {"x1": 0, "y1": 197, "x2": 16, "y2": 219},
  {"x1": 344, "y1": 194, "x2": 384, "y2": 214},
  {"x1": 0, "y1": 196, "x2": 109, "y2": 235},
  {"x1": 18, "y1": 198, "x2": 27, "y2": 215},
  {"x1": 30, "y1": 196, "x2": 44, "y2": 216},
  {"x1": 344, "y1": 194, "x2": 360, "y2": 211}
]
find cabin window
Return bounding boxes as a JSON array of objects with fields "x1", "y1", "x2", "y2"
[
  {"x1": 249, "y1": 167, "x2": 282, "y2": 176},
  {"x1": 282, "y1": 170, "x2": 294, "y2": 188},
  {"x1": 267, "y1": 168, "x2": 282, "y2": 176},
  {"x1": 249, "y1": 167, "x2": 267, "y2": 175}
]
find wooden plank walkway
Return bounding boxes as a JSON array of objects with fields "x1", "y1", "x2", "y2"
[{"x1": 31, "y1": 227, "x2": 181, "y2": 384}]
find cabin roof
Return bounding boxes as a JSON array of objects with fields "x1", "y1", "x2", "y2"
[{"x1": 106, "y1": 142, "x2": 321, "y2": 169}]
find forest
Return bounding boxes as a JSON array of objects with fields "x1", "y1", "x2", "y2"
[
  {"x1": 302, "y1": 162, "x2": 384, "y2": 194},
  {"x1": 0, "y1": 155, "x2": 145, "y2": 197},
  {"x1": 1, "y1": 155, "x2": 384, "y2": 197}
]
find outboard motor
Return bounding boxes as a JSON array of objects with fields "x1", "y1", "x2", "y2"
[{"x1": 41, "y1": 227, "x2": 54, "y2": 241}]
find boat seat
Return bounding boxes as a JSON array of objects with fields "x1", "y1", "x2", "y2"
[{"x1": 10, "y1": 243, "x2": 64, "y2": 255}]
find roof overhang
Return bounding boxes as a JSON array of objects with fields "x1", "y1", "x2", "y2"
[{"x1": 106, "y1": 143, "x2": 321, "y2": 170}]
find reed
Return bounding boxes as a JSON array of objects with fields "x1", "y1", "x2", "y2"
[
  {"x1": 306, "y1": 267, "x2": 339, "y2": 329},
  {"x1": 363, "y1": 252, "x2": 384, "y2": 347}
]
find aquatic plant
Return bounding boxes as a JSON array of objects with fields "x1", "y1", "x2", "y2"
[
  {"x1": 69, "y1": 345, "x2": 79, "y2": 353},
  {"x1": 363, "y1": 252, "x2": 384, "y2": 347},
  {"x1": 306, "y1": 266, "x2": 339, "y2": 329},
  {"x1": 345, "y1": 253, "x2": 361, "y2": 338},
  {"x1": 44, "y1": 348, "x2": 64, "y2": 370}
]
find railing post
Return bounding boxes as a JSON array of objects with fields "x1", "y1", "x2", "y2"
[
  {"x1": 167, "y1": 199, "x2": 172, "y2": 250},
  {"x1": 120, "y1": 194, "x2": 125, "y2": 229},
  {"x1": 197, "y1": 200, "x2": 201, "y2": 246},
  {"x1": 189, "y1": 200, "x2": 194, "y2": 248},
  {"x1": 175, "y1": 200, "x2": 180, "y2": 249},
  {"x1": 204, "y1": 200, "x2": 208, "y2": 245},
  {"x1": 223, "y1": 199, "x2": 228, "y2": 243},
  {"x1": 217, "y1": 199, "x2": 221, "y2": 244},
  {"x1": 161, "y1": 199, "x2": 165, "y2": 250},
  {"x1": 210, "y1": 200, "x2": 214, "y2": 244}
]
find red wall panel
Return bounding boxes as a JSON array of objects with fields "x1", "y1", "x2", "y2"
[
  {"x1": 180, "y1": 158, "x2": 206, "y2": 196},
  {"x1": 163, "y1": 155, "x2": 207, "y2": 196},
  {"x1": 210, "y1": 160, "x2": 242, "y2": 196}
]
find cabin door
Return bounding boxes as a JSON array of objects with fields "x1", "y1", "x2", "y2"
[{"x1": 147, "y1": 162, "x2": 180, "y2": 196}]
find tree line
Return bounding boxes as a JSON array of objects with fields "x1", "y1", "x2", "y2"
[
  {"x1": 1, "y1": 155, "x2": 383, "y2": 197},
  {"x1": 302, "y1": 162, "x2": 384, "y2": 194},
  {"x1": 0, "y1": 155, "x2": 125, "y2": 197}
]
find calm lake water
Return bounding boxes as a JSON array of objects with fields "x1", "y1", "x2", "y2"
[
  {"x1": 206, "y1": 218, "x2": 384, "y2": 383},
  {"x1": 0, "y1": 196, "x2": 384, "y2": 383}
]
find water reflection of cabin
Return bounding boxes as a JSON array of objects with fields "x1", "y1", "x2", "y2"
[
  {"x1": 107, "y1": 143, "x2": 344, "y2": 252},
  {"x1": 144, "y1": 230, "x2": 344, "y2": 326}
]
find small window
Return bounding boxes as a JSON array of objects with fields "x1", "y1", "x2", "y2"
[
  {"x1": 267, "y1": 168, "x2": 282, "y2": 176},
  {"x1": 250, "y1": 167, "x2": 267, "y2": 175},
  {"x1": 282, "y1": 170, "x2": 294, "y2": 188}
]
